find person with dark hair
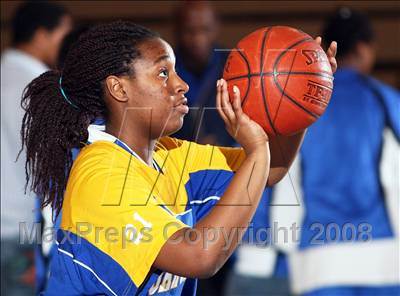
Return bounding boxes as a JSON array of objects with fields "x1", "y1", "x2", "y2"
[
  {"x1": 10, "y1": 1, "x2": 72, "y2": 68},
  {"x1": 1, "y1": 2, "x2": 71, "y2": 295},
  {"x1": 172, "y1": 1, "x2": 235, "y2": 147},
  {"x1": 20, "y1": 21, "x2": 336, "y2": 295},
  {"x1": 57, "y1": 25, "x2": 91, "y2": 70},
  {"x1": 172, "y1": 3, "x2": 237, "y2": 294},
  {"x1": 322, "y1": 7, "x2": 375, "y2": 74},
  {"x1": 280, "y1": 7, "x2": 400, "y2": 295}
]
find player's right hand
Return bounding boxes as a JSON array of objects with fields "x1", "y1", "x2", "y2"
[{"x1": 216, "y1": 79, "x2": 269, "y2": 154}]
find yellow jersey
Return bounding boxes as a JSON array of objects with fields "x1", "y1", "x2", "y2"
[{"x1": 45, "y1": 126, "x2": 245, "y2": 295}]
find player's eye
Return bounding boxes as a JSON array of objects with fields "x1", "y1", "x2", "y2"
[{"x1": 159, "y1": 69, "x2": 169, "y2": 78}]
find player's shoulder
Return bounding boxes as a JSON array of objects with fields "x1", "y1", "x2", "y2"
[
  {"x1": 367, "y1": 76, "x2": 400, "y2": 99},
  {"x1": 156, "y1": 136, "x2": 207, "y2": 153},
  {"x1": 156, "y1": 137, "x2": 229, "y2": 168},
  {"x1": 69, "y1": 141, "x2": 141, "y2": 186},
  {"x1": 66, "y1": 141, "x2": 152, "y2": 208},
  {"x1": 157, "y1": 136, "x2": 186, "y2": 151},
  {"x1": 157, "y1": 136, "x2": 224, "y2": 157},
  {"x1": 73, "y1": 140, "x2": 130, "y2": 166}
]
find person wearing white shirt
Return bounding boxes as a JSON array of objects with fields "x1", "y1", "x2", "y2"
[{"x1": 1, "y1": 2, "x2": 71, "y2": 295}]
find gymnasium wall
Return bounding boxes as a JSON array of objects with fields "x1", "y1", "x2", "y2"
[{"x1": 1, "y1": 1, "x2": 399, "y2": 88}]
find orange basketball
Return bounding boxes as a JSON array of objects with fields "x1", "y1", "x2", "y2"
[{"x1": 223, "y1": 26, "x2": 333, "y2": 136}]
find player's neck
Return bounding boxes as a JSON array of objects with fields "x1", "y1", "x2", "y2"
[
  {"x1": 338, "y1": 56, "x2": 369, "y2": 75},
  {"x1": 105, "y1": 123, "x2": 156, "y2": 166}
]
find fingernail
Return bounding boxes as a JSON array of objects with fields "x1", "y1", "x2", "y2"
[
  {"x1": 216, "y1": 80, "x2": 220, "y2": 87},
  {"x1": 233, "y1": 85, "x2": 238, "y2": 93}
]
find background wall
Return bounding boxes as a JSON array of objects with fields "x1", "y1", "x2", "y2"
[{"x1": 1, "y1": 0, "x2": 399, "y2": 87}]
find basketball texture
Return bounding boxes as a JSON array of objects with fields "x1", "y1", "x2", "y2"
[{"x1": 223, "y1": 26, "x2": 334, "y2": 136}]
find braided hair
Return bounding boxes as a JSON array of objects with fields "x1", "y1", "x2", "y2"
[{"x1": 20, "y1": 21, "x2": 159, "y2": 214}]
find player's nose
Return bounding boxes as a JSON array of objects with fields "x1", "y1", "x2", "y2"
[{"x1": 174, "y1": 73, "x2": 189, "y2": 95}]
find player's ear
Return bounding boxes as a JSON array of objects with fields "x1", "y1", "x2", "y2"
[{"x1": 105, "y1": 75, "x2": 129, "y2": 103}]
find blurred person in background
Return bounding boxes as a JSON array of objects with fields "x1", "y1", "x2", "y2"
[
  {"x1": 1, "y1": 1, "x2": 71, "y2": 295},
  {"x1": 284, "y1": 7, "x2": 400, "y2": 296},
  {"x1": 172, "y1": 0, "x2": 236, "y2": 147},
  {"x1": 224, "y1": 186, "x2": 295, "y2": 296},
  {"x1": 57, "y1": 25, "x2": 90, "y2": 70},
  {"x1": 172, "y1": 2, "x2": 235, "y2": 295}
]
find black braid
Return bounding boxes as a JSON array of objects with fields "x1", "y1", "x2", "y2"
[{"x1": 20, "y1": 21, "x2": 159, "y2": 214}]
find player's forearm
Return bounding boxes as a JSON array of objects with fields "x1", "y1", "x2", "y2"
[
  {"x1": 266, "y1": 129, "x2": 305, "y2": 186},
  {"x1": 192, "y1": 143, "x2": 270, "y2": 275},
  {"x1": 154, "y1": 145, "x2": 270, "y2": 278}
]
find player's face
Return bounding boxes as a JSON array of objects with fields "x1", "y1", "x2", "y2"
[{"x1": 125, "y1": 38, "x2": 189, "y2": 138}]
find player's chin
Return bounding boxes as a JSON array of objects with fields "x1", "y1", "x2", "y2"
[{"x1": 163, "y1": 117, "x2": 185, "y2": 137}]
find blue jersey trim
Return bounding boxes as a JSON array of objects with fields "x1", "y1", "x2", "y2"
[
  {"x1": 185, "y1": 169, "x2": 234, "y2": 222},
  {"x1": 45, "y1": 230, "x2": 137, "y2": 295}
]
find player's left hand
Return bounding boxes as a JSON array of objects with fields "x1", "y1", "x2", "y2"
[{"x1": 315, "y1": 36, "x2": 337, "y2": 73}]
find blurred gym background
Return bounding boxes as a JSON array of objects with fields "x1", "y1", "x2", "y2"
[
  {"x1": 1, "y1": 1, "x2": 399, "y2": 88},
  {"x1": 1, "y1": 1, "x2": 399, "y2": 296}
]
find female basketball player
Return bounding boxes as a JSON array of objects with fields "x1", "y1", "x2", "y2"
[{"x1": 21, "y1": 21, "x2": 336, "y2": 295}]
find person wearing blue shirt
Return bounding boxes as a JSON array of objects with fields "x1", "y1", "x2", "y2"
[
  {"x1": 172, "y1": 1, "x2": 235, "y2": 147},
  {"x1": 288, "y1": 8, "x2": 400, "y2": 296},
  {"x1": 171, "y1": 2, "x2": 236, "y2": 295},
  {"x1": 1, "y1": 3, "x2": 71, "y2": 295}
]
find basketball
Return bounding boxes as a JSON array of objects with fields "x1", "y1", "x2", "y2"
[{"x1": 223, "y1": 26, "x2": 334, "y2": 135}]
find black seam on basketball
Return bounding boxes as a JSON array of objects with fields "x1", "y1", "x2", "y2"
[
  {"x1": 225, "y1": 72, "x2": 274, "y2": 82},
  {"x1": 272, "y1": 48, "x2": 298, "y2": 125},
  {"x1": 260, "y1": 27, "x2": 278, "y2": 134},
  {"x1": 278, "y1": 71, "x2": 334, "y2": 81},
  {"x1": 224, "y1": 70, "x2": 334, "y2": 82},
  {"x1": 273, "y1": 36, "x2": 320, "y2": 119},
  {"x1": 273, "y1": 37, "x2": 312, "y2": 71},
  {"x1": 235, "y1": 48, "x2": 251, "y2": 107}
]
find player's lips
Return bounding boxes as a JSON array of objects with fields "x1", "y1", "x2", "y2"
[{"x1": 174, "y1": 97, "x2": 189, "y2": 114}]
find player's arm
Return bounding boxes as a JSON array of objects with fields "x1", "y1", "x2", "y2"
[
  {"x1": 154, "y1": 80, "x2": 270, "y2": 278},
  {"x1": 266, "y1": 130, "x2": 305, "y2": 186},
  {"x1": 267, "y1": 38, "x2": 337, "y2": 186}
]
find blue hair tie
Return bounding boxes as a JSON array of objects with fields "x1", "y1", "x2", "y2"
[{"x1": 59, "y1": 77, "x2": 79, "y2": 110}]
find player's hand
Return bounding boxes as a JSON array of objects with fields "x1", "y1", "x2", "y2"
[
  {"x1": 315, "y1": 36, "x2": 337, "y2": 73},
  {"x1": 216, "y1": 79, "x2": 268, "y2": 154}
]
